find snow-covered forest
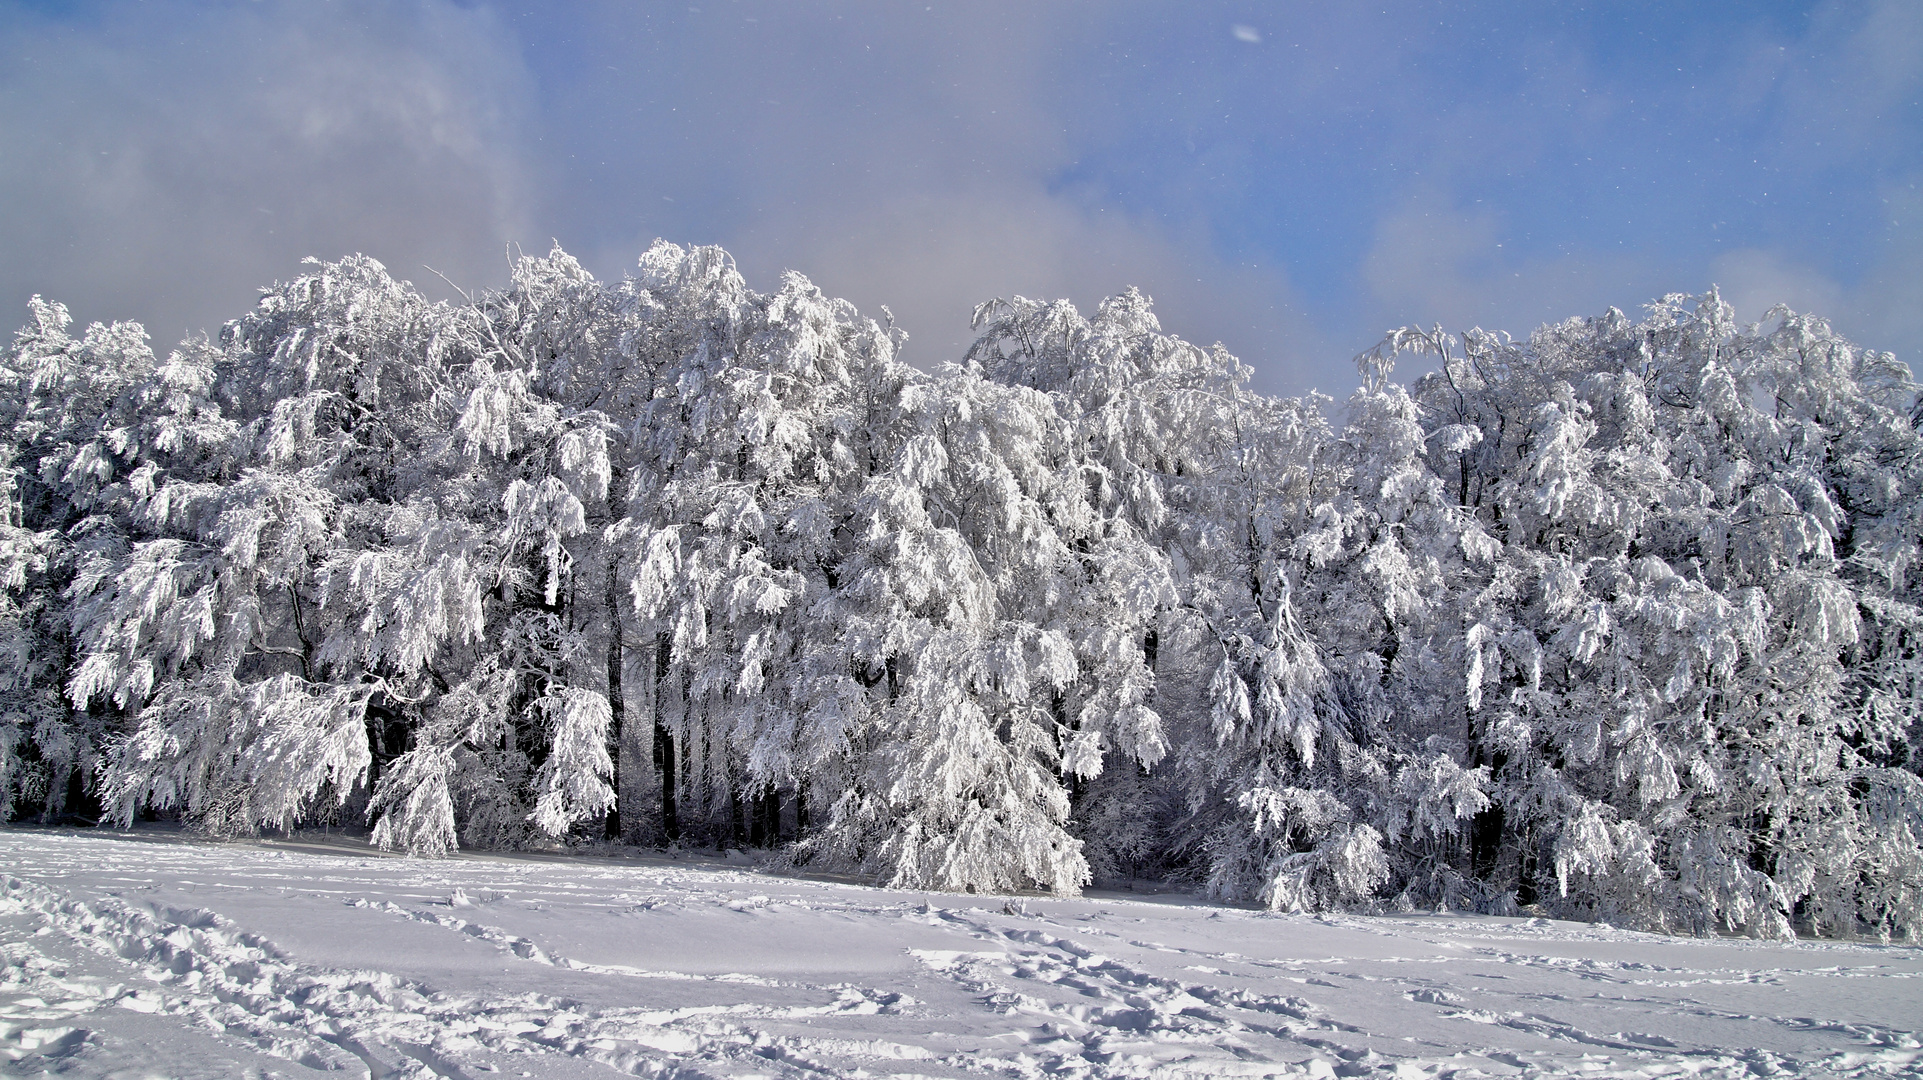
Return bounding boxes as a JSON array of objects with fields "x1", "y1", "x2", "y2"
[{"x1": 4, "y1": 241, "x2": 1920, "y2": 940}]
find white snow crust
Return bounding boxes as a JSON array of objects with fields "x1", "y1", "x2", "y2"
[{"x1": 2, "y1": 828, "x2": 1919, "y2": 1079}]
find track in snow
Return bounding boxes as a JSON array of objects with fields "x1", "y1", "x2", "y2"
[{"x1": 2, "y1": 827, "x2": 1920, "y2": 1078}]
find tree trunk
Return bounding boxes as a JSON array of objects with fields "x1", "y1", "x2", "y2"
[
  {"x1": 652, "y1": 631, "x2": 679, "y2": 842},
  {"x1": 603, "y1": 555, "x2": 624, "y2": 841},
  {"x1": 750, "y1": 783, "x2": 778, "y2": 846},
  {"x1": 728, "y1": 768, "x2": 748, "y2": 849}
]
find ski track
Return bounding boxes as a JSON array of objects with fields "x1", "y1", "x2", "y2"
[{"x1": 0, "y1": 830, "x2": 1919, "y2": 1079}]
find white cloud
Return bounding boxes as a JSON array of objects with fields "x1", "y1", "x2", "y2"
[
  {"x1": 1362, "y1": 190, "x2": 1923, "y2": 370},
  {"x1": 1708, "y1": 249, "x2": 1845, "y2": 327},
  {"x1": 0, "y1": 1, "x2": 537, "y2": 342},
  {"x1": 1360, "y1": 190, "x2": 1665, "y2": 347},
  {"x1": 780, "y1": 186, "x2": 1329, "y2": 396},
  {"x1": 1847, "y1": 174, "x2": 1923, "y2": 361},
  {"x1": 555, "y1": 2, "x2": 1329, "y2": 396},
  {"x1": 1774, "y1": 0, "x2": 1923, "y2": 163},
  {"x1": 14, "y1": 0, "x2": 1911, "y2": 397}
]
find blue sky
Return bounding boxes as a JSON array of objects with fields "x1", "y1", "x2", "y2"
[{"x1": 2, "y1": 0, "x2": 1917, "y2": 397}]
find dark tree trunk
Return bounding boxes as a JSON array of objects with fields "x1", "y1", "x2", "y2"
[
  {"x1": 604, "y1": 556, "x2": 625, "y2": 841},
  {"x1": 729, "y1": 771, "x2": 748, "y2": 849},
  {"x1": 652, "y1": 631, "x2": 679, "y2": 842},
  {"x1": 364, "y1": 698, "x2": 408, "y2": 794},
  {"x1": 1470, "y1": 803, "x2": 1505, "y2": 884},
  {"x1": 749, "y1": 783, "x2": 778, "y2": 846}
]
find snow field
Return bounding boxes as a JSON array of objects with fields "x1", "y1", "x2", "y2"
[{"x1": 2, "y1": 827, "x2": 1921, "y2": 1079}]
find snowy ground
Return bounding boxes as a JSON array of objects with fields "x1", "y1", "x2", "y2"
[{"x1": 1, "y1": 828, "x2": 1919, "y2": 1079}]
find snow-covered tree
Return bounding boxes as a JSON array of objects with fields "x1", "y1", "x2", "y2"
[
  {"x1": 8, "y1": 239, "x2": 1917, "y2": 937},
  {"x1": 79, "y1": 256, "x2": 459, "y2": 838},
  {"x1": 1387, "y1": 292, "x2": 1923, "y2": 937},
  {"x1": 1, "y1": 296, "x2": 230, "y2": 823}
]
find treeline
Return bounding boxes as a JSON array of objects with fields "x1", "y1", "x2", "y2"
[{"x1": 3, "y1": 242, "x2": 1919, "y2": 938}]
